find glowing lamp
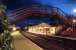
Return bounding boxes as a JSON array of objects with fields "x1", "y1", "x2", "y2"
[{"x1": 73, "y1": 9, "x2": 76, "y2": 13}]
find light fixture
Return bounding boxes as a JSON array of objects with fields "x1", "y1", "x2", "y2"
[
  {"x1": 73, "y1": 8, "x2": 76, "y2": 13},
  {"x1": 73, "y1": 19, "x2": 76, "y2": 23}
]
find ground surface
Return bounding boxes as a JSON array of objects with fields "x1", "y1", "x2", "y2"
[
  {"x1": 11, "y1": 30, "x2": 76, "y2": 50},
  {"x1": 11, "y1": 31, "x2": 43, "y2": 50}
]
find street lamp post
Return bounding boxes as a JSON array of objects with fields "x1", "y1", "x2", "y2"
[{"x1": 72, "y1": 19, "x2": 76, "y2": 33}]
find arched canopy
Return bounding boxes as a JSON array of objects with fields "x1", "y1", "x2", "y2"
[{"x1": 8, "y1": 5, "x2": 72, "y2": 26}]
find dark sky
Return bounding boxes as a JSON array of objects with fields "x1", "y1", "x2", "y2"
[
  {"x1": 35, "y1": 0, "x2": 76, "y2": 15},
  {"x1": 2, "y1": 0, "x2": 76, "y2": 27},
  {"x1": 1, "y1": 0, "x2": 76, "y2": 15},
  {"x1": 2, "y1": 0, "x2": 76, "y2": 15}
]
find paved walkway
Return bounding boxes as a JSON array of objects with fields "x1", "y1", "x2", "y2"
[{"x1": 11, "y1": 31, "x2": 43, "y2": 50}]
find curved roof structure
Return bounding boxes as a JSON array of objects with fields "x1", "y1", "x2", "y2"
[{"x1": 9, "y1": 5, "x2": 71, "y2": 25}]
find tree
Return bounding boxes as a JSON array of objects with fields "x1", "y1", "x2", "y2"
[{"x1": 0, "y1": 3, "x2": 12, "y2": 50}]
